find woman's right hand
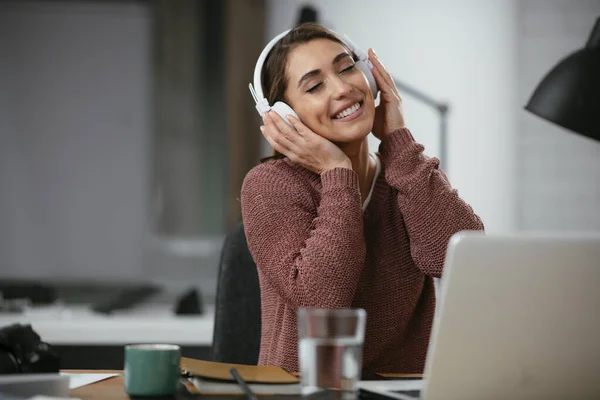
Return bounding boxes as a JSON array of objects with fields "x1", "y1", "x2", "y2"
[{"x1": 261, "y1": 111, "x2": 352, "y2": 175}]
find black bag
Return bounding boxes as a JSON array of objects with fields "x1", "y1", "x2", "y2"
[{"x1": 0, "y1": 323, "x2": 60, "y2": 374}]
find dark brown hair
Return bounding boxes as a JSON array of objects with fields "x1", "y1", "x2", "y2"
[{"x1": 260, "y1": 23, "x2": 355, "y2": 162}]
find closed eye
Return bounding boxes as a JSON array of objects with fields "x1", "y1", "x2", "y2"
[
  {"x1": 306, "y1": 64, "x2": 355, "y2": 93},
  {"x1": 306, "y1": 82, "x2": 323, "y2": 93}
]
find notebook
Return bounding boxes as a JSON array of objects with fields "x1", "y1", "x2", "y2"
[{"x1": 180, "y1": 357, "x2": 301, "y2": 395}]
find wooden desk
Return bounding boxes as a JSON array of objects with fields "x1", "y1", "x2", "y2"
[
  {"x1": 68, "y1": 370, "x2": 423, "y2": 400},
  {"x1": 69, "y1": 370, "x2": 129, "y2": 400},
  {"x1": 68, "y1": 370, "x2": 200, "y2": 400}
]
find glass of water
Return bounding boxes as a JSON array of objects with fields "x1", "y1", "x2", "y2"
[{"x1": 298, "y1": 308, "x2": 367, "y2": 398}]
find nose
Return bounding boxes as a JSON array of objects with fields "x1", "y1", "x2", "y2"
[{"x1": 329, "y1": 75, "x2": 352, "y2": 99}]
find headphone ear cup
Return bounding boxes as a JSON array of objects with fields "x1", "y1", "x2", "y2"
[
  {"x1": 270, "y1": 101, "x2": 299, "y2": 128},
  {"x1": 356, "y1": 60, "x2": 379, "y2": 98}
]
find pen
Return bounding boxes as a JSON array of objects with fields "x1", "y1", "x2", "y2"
[{"x1": 229, "y1": 367, "x2": 259, "y2": 400}]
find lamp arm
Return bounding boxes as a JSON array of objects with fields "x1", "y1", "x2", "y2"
[{"x1": 391, "y1": 77, "x2": 450, "y2": 171}]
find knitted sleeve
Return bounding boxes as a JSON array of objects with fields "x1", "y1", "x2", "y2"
[
  {"x1": 241, "y1": 163, "x2": 366, "y2": 309},
  {"x1": 378, "y1": 128, "x2": 485, "y2": 278}
]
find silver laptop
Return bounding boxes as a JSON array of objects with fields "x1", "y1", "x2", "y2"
[{"x1": 419, "y1": 231, "x2": 600, "y2": 400}]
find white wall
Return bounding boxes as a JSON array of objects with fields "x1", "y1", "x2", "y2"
[
  {"x1": 0, "y1": 1, "x2": 151, "y2": 280},
  {"x1": 517, "y1": 0, "x2": 600, "y2": 231},
  {"x1": 266, "y1": 0, "x2": 518, "y2": 233}
]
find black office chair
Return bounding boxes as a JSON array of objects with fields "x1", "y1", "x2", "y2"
[{"x1": 211, "y1": 222, "x2": 262, "y2": 364}]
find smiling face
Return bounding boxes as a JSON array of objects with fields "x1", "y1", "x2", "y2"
[{"x1": 283, "y1": 38, "x2": 376, "y2": 145}]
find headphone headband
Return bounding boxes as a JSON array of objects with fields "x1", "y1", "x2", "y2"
[{"x1": 251, "y1": 29, "x2": 291, "y2": 113}]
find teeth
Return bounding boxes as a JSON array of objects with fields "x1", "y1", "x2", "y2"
[{"x1": 334, "y1": 102, "x2": 360, "y2": 119}]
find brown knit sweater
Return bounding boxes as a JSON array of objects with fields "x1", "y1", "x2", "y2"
[{"x1": 240, "y1": 128, "x2": 484, "y2": 374}]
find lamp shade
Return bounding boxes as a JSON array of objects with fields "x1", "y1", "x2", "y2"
[{"x1": 525, "y1": 17, "x2": 600, "y2": 142}]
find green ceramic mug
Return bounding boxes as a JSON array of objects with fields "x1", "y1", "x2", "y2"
[{"x1": 124, "y1": 343, "x2": 181, "y2": 397}]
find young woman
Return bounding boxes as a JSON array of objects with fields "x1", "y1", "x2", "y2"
[{"x1": 241, "y1": 23, "x2": 484, "y2": 374}]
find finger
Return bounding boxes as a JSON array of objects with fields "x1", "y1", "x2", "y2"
[
  {"x1": 263, "y1": 120, "x2": 303, "y2": 153},
  {"x1": 268, "y1": 111, "x2": 304, "y2": 144},
  {"x1": 263, "y1": 112, "x2": 272, "y2": 125},
  {"x1": 368, "y1": 49, "x2": 396, "y2": 91},
  {"x1": 261, "y1": 125, "x2": 293, "y2": 156},
  {"x1": 263, "y1": 112, "x2": 280, "y2": 126},
  {"x1": 372, "y1": 67, "x2": 403, "y2": 109},
  {"x1": 286, "y1": 115, "x2": 310, "y2": 140},
  {"x1": 368, "y1": 48, "x2": 393, "y2": 87},
  {"x1": 371, "y1": 64, "x2": 393, "y2": 94}
]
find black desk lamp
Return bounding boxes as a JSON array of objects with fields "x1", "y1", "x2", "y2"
[{"x1": 525, "y1": 17, "x2": 600, "y2": 142}]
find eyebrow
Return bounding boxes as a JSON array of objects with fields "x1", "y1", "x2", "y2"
[{"x1": 296, "y1": 52, "x2": 354, "y2": 89}]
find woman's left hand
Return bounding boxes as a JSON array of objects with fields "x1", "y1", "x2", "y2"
[{"x1": 369, "y1": 48, "x2": 405, "y2": 141}]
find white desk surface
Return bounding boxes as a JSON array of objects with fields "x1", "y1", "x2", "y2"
[{"x1": 0, "y1": 303, "x2": 214, "y2": 345}]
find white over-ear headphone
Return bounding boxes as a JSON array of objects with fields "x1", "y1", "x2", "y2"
[{"x1": 248, "y1": 29, "x2": 378, "y2": 128}]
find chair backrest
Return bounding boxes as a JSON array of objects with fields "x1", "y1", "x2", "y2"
[{"x1": 211, "y1": 222, "x2": 261, "y2": 364}]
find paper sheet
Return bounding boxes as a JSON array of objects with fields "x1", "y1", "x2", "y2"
[
  {"x1": 357, "y1": 380, "x2": 424, "y2": 400},
  {"x1": 30, "y1": 397, "x2": 81, "y2": 400},
  {"x1": 357, "y1": 379, "x2": 424, "y2": 392},
  {"x1": 59, "y1": 373, "x2": 119, "y2": 389}
]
